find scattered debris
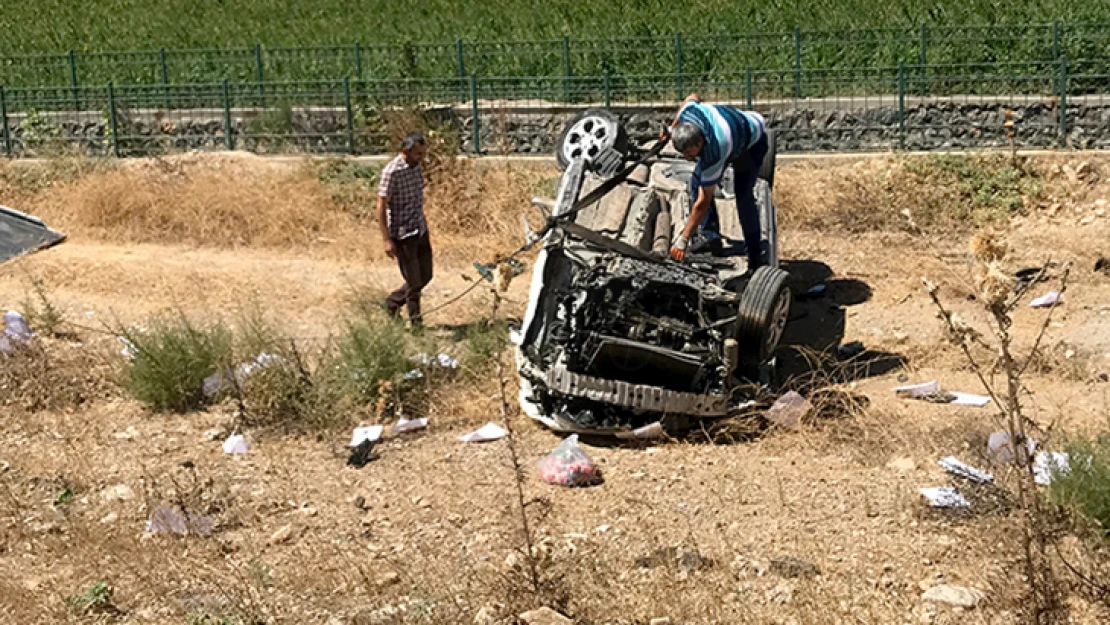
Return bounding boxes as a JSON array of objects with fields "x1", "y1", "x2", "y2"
[
  {"x1": 413, "y1": 352, "x2": 460, "y2": 369},
  {"x1": 519, "y1": 607, "x2": 573, "y2": 625},
  {"x1": 348, "y1": 441, "x2": 378, "y2": 468},
  {"x1": 350, "y1": 425, "x2": 384, "y2": 447},
  {"x1": 1033, "y1": 451, "x2": 1072, "y2": 486},
  {"x1": 765, "y1": 391, "x2": 811, "y2": 429},
  {"x1": 118, "y1": 336, "x2": 138, "y2": 360},
  {"x1": 538, "y1": 434, "x2": 603, "y2": 487},
  {"x1": 1014, "y1": 267, "x2": 1048, "y2": 286},
  {"x1": 635, "y1": 547, "x2": 714, "y2": 572},
  {"x1": 615, "y1": 421, "x2": 667, "y2": 440},
  {"x1": 146, "y1": 505, "x2": 214, "y2": 536},
  {"x1": 222, "y1": 434, "x2": 248, "y2": 455},
  {"x1": 459, "y1": 422, "x2": 507, "y2": 443},
  {"x1": 769, "y1": 556, "x2": 820, "y2": 579},
  {"x1": 1030, "y1": 290, "x2": 1064, "y2": 308},
  {"x1": 986, "y1": 431, "x2": 1038, "y2": 466},
  {"x1": 203, "y1": 353, "x2": 282, "y2": 397},
  {"x1": 0, "y1": 205, "x2": 66, "y2": 265},
  {"x1": 893, "y1": 381, "x2": 990, "y2": 407},
  {"x1": 921, "y1": 584, "x2": 985, "y2": 608},
  {"x1": 1096, "y1": 257, "x2": 1110, "y2": 277},
  {"x1": 392, "y1": 417, "x2": 428, "y2": 435},
  {"x1": 0, "y1": 310, "x2": 34, "y2": 355},
  {"x1": 920, "y1": 487, "x2": 970, "y2": 508},
  {"x1": 403, "y1": 368, "x2": 424, "y2": 381},
  {"x1": 938, "y1": 456, "x2": 994, "y2": 483},
  {"x1": 837, "y1": 340, "x2": 865, "y2": 358}
]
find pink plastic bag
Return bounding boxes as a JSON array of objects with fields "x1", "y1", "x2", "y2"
[{"x1": 538, "y1": 435, "x2": 602, "y2": 487}]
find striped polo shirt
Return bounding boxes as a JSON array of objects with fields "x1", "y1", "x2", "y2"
[{"x1": 677, "y1": 101, "x2": 765, "y2": 188}]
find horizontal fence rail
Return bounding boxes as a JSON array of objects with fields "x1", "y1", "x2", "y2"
[
  {"x1": 1, "y1": 59, "x2": 1109, "y2": 158},
  {"x1": 5, "y1": 23, "x2": 1110, "y2": 89}
]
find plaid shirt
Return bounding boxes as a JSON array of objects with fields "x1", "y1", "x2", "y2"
[{"x1": 378, "y1": 154, "x2": 426, "y2": 240}]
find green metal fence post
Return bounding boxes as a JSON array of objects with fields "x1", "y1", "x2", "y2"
[
  {"x1": 1052, "y1": 20, "x2": 1060, "y2": 62},
  {"x1": 222, "y1": 79, "x2": 234, "y2": 151},
  {"x1": 745, "y1": 68, "x2": 753, "y2": 109},
  {"x1": 675, "y1": 32, "x2": 684, "y2": 101},
  {"x1": 254, "y1": 44, "x2": 265, "y2": 107},
  {"x1": 344, "y1": 76, "x2": 356, "y2": 154},
  {"x1": 897, "y1": 63, "x2": 906, "y2": 150},
  {"x1": 793, "y1": 27, "x2": 802, "y2": 99},
  {"x1": 470, "y1": 73, "x2": 480, "y2": 155},
  {"x1": 0, "y1": 86, "x2": 10, "y2": 157},
  {"x1": 68, "y1": 50, "x2": 80, "y2": 111},
  {"x1": 562, "y1": 36, "x2": 571, "y2": 104},
  {"x1": 159, "y1": 47, "x2": 170, "y2": 109},
  {"x1": 1059, "y1": 56, "x2": 1068, "y2": 147},
  {"x1": 355, "y1": 43, "x2": 364, "y2": 80},
  {"x1": 919, "y1": 24, "x2": 928, "y2": 95},
  {"x1": 107, "y1": 82, "x2": 120, "y2": 158},
  {"x1": 456, "y1": 39, "x2": 466, "y2": 103},
  {"x1": 604, "y1": 70, "x2": 611, "y2": 108}
]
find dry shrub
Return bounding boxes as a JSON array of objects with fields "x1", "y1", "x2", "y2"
[
  {"x1": 27, "y1": 155, "x2": 369, "y2": 253},
  {"x1": 777, "y1": 154, "x2": 1042, "y2": 233},
  {"x1": 0, "y1": 337, "x2": 119, "y2": 413}
]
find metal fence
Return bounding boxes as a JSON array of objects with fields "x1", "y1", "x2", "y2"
[
  {"x1": 6, "y1": 22, "x2": 1110, "y2": 91},
  {"x1": 2, "y1": 59, "x2": 1109, "y2": 158}
]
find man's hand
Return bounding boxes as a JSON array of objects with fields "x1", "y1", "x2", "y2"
[
  {"x1": 384, "y1": 238, "x2": 397, "y2": 259},
  {"x1": 670, "y1": 234, "x2": 688, "y2": 262}
]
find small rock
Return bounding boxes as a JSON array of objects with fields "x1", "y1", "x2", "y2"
[
  {"x1": 375, "y1": 572, "x2": 400, "y2": 588},
  {"x1": 650, "y1": 618, "x2": 672, "y2": 625},
  {"x1": 203, "y1": 428, "x2": 225, "y2": 441},
  {"x1": 519, "y1": 606, "x2": 573, "y2": 625},
  {"x1": 837, "y1": 340, "x2": 865, "y2": 358},
  {"x1": 1097, "y1": 257, "x2": 1110, "y2": 276},
  {"x1": 770, "y1": 556, "x2": 820, "y2": 579},
  {"x1": 474, "y1": 607, "x2": 497, "y2": 625},
  {"x1": 1080, "y1": 216, "x2": 1095, "y2": 226},
  {"x1": 269, "y1": 525, "x2": 294, "y2": 545},
  {"x1": 101, "y1": 484, "x2": 135, "y2": 503},
  {"x1": 1098, "y1": 209, "x2": 1108, "y2": 218},
  {"x1": 887, "y1": 457, "x2": 917, "y2": 473},
  {"x1": 921, "y1": 584, "x2": 984, "y2": 608},
  {"x1": 1096, "y1": 198, "x2": 1108, "y2": 207},
  {"x1": 100, "y1": 512, "x2": 119, "y2": 524},
  {"x1": 766, "y1": 581, "x2": 795, "y2": 605},
  {"x1": 1077, "y1": 161, "x2": 1093, "y2": 177},
  {"x1": 300, "y1": 506, "x2": 318, "y2": 517},
  {"x1": 353, "y1": 496, "x2": 367, "y2": 510},
  {"x1": 766, "y1": 391, "x2": 811, "y2": 429}
]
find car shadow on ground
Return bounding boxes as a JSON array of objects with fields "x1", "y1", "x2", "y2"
[{"x1": 776, "y1": 259, "x2": 906, "y2": 386}]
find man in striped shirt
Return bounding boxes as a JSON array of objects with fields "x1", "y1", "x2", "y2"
[
  {"x1": 378, "y1": 132, "x2": 433, "y2": 328},
  {"x1": 666, "y1": 93, "x2": 768, "y2": 270}
]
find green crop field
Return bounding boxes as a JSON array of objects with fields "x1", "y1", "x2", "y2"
[
  {"x1": 3, "y1": 0, "x2": 1104, "y2": 53},
  {"x1": 2, "y1": 1, "x2": 1110, "y2": 88}
]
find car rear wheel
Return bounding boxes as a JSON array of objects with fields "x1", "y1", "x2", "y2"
[
  {"x1": 735, "y1": 265, "x2": 791, "y2": 377},
  {"x1": 556, "y1": 108, "x2": 630, "y2": 171}
]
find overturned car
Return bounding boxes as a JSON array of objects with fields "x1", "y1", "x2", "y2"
[{"x1": 513, "y1": 110, "x2": 793, "y2": 436}]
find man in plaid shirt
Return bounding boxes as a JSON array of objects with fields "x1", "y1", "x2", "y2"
[{"x1": 378, "y1": 132, "x2": 432, "y2": 327}]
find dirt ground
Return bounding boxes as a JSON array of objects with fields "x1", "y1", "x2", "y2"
[{"x1": 2, "y1": 153, "x2": 1110, "y2": 625}]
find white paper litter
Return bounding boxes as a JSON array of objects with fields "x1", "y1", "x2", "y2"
[
  {"x1": 349, "y1": 425, "x2": 384, "y2": 447},
  {"x1": 1030, "y1": 291, "x2": 1064, "y2": 308},
  {"x1": 894, "y1": 380, "x2": 941, "y2": 398},
  {"x1": 1033, "y1": 451, "x2": 1071, "y2": 485},
  {"x1": 920, "y1": 486, "x2": 970, "y2": 508},
  {"x1": 615, "y1": 422, "x2": 666, "y2": 440},
  {"x1": 403, "y1": 368, "x2": 424, "y2": 380},
  {"x1": 950, "y1": 392, "x2": 992, "y2": 407},
  {"x1": 393, "y1": 417, "x2": 428, "y2": 434},
  {"x1": 412, "y1": 352, "x2": 460, "y2": 369},
  {"x1": 222, "y1": 434, "x2": 249, "y2": 455},
  {"x1": 1, "y1": 311, "x2": 34, "y2": 355},
  {"x1": 987, "y1": 431, "x2": 1038, "y2": 466},
  {"x1": 459, "y1": 422, "x2": 507, "y2": 443},
  {"x1": 938, "y1": 456, "x2": 994, "y2": 483},
  {"x1": 118, "y1": 336, "x2": 138, "y2": 360}
]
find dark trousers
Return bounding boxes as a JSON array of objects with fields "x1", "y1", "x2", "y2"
[
  {"x1": 687, "y1": 132, "x2": 769, "y2": 268},
  {"x1": 385, "y1": 232, "x2": 433, "y2": 322}
]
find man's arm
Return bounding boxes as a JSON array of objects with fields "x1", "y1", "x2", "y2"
[
  {"x1": 377, "y1": 168, "x2": 396, "y2": 259},
  {"x1": 670, "y1": 183, "x2": 715, "y2": 261}
]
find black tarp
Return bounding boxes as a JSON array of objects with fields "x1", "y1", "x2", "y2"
[{"x1": 0, "y1": 205, "x2": 66, "y2": 264}]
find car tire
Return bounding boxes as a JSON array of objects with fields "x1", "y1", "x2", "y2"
[
  {"x1": 758, "y1": 129, "x2": 776, "y2": 190},
  {"x1": 556, "y1": 108, "x2": 630, "y2": 171},
  {"x1": 735, "y1": 265, "x2": 791, "y2": 377}
]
